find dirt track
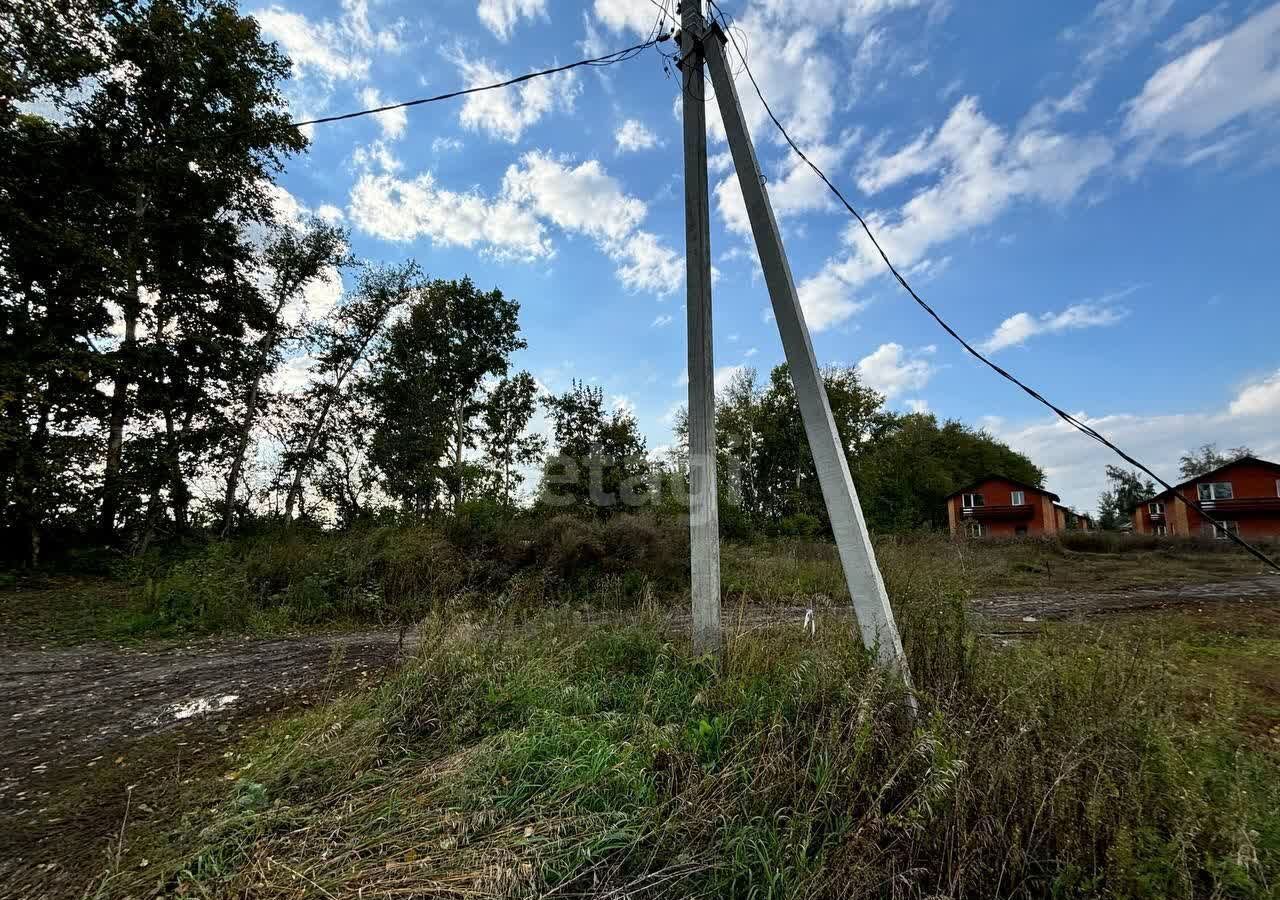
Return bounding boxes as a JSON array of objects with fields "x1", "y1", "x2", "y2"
[
  {"x1": 974, "y1": 573, "x2": 1280, "y2": 623},
  {"x1": 0, "y1": 631, "x2": 406, "y2": 898}
]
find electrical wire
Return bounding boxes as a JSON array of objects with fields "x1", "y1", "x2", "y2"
[
  {"x1": 704, "y1": 0, "x2": 1280, "y2": 571},
  {"x1": 277, "y1": 35, "x2": 671, "y2": 133}
]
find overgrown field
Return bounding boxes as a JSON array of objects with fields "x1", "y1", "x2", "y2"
[
  {"x1": 3, "y1": 515, "x2": 1268, "y2": 646},
  {"x1": 64, "y1": 525, "x2": 1278, "y2": 900}
]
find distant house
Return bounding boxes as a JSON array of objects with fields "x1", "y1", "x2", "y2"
[
  {"x1": 1054, "y1": 503, "x2": 1094, "y2": 532},
  {"x1": 1131, "y1": 456, "x2": 1280, "y2": 539},
  {"x1": 944, "y1": 476, "x2": 1064, "y2": 538}
]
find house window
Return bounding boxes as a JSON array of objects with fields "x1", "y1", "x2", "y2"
[
  {"x1": 1200, "y1": 521, "x2": 1239, "y2": 540},
  {"x1": 1155, "y1": 525, "x2": 1167, "y2": 536},
  {"x1": 966, "y1": 521, "x2": 984, "y2": 538},
  {"x1": 1197, "y1": 482, "x2": 1233, "y2": 501},
  {"x1": 1148, "y1": 501, "x2": 1164, "y2": 515},
  {"x1": 1010, "y1": 490, "x2": 1025, "y2": 505},
  {"x1": 962, "y1": 493, "x2": 984, "y2": 508}
]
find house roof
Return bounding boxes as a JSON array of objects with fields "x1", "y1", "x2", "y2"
[
  {"x1": 1129, "y1": 455, "x2": 1280, "y2": 510},
  {"x1": 944, "y1": 475, "x2": 1060, "y2": 503}
]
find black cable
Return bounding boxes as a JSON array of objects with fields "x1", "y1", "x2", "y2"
[
  {"x1": 279, "y1": 35, "x2": 670, "y2": 132},
  {"x1": 705, "y1": 0, "x2": 1279, "y2": 571}
]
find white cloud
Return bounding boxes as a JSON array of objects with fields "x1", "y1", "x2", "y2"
[
  {"x1": 819, "y1": 97, "x2": 1112, "y2": 295},
  {"x1": 981, "y1": 298, "x2": 1132, "y2": 353},
  {"x1": 855, "y1": 342, "x2": 934, "y2": 399},
  {"x1": 1123, "y1": 5, "x2": 1280, "y2": 154},
  {"x1": 432, "y1": 136, "x2": 463, "y2": 153},
  {"x1": 502, "y1": 152, "x2": 681, "y2": 295},
  {"x1": 715, "y1": 364, "x2": 748, "y2": 393},
  {"x1": 615, "y1": 118, "x2": 661, "y2": 153},
  {"x1": 251, "y1": 0, "x2": 403, "y2": 131},
  {"x1": 316, "y1": 204, "x2": 345, "y2": 224},
  {"x1": 715, "y1": 140, "x2": 843, "y2": 237},
  {"x1": 1228, "y1": 369, "x2": 1280, "y2": 417},
  {"x1": 744, "y1": 347, "x2": 759, "y2": 358},
  {"x1": 351, "y1": 140, "x2": 402, "y2": 173},
  {"x1": 347, "y1": 171, "x2": 551, "y2": 259},
  {"x1": 906, "y1": 397, "x2": 929, "y2": 413},
  {"x1": 591, "y1": 0, "x2": 667, "y2": 37},
  {"x1": 347, "y1": 150, "x2": 682, "y2": 295},
  {"x1": 359, "y1": 87, "x2": 407, "y2": 140},
  {"x1": 651, "y1": 313, "x2": 674, "y2": 327},
  {"x1": 452, "y1": 56, "x2": 579, "y2": 143},
  {"x1": 1161, "y1": 7, "x2": 1229, "y2": 55},
  {"x1": 478, "y1": 0, "x2": 548, "y2": 41},
  {"x1": 252, "y1": 5, "x2": 370, "y2": 82},
  {"x1": 796, "y1": 268, "x2": 866, "y2": 333},
  {"x1": 1066, "y1": 0, "x2": 1175, "y2": 71}
]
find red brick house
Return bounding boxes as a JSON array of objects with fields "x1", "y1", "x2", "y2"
[
  {"x1": 945, "y1": 476, "x2": 1063, "y2": 538},
  {"x1": 1131, "y1": 456, "x2": 1280, "y2": 539}
]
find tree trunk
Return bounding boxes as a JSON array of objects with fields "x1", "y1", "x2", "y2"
[
  {"x1": 165, "y1": 405, "x2": 191, "y2": 533},
  {"x1": 100, "y1": 279, "x2": 137, "y2": 538},
  {"x1": 100, "y1": 193, "x2": 148, "y2": 540},
  {"x1": 222, "y1": 371, "x2": 262, "y2": 535},
  {"x1": 283, "y1": 386, "x2": 336, "y2": 524},
  {"x1": 453, "y1": 400, "x2": 465, "y2": 511}
]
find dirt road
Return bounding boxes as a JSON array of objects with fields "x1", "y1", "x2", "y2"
[
  {"x1": 0, "y1": 631, "x2": 407, "y2": 898},
  {"x1": 974, "y1": 573, "x2": 1280, "y2": 624}
]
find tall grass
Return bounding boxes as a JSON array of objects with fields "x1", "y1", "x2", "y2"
[{"x1": 98, "y1": 566, "x2": 1277, "y2": 899}]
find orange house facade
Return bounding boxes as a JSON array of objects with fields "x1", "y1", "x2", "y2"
[
  {"x1": 1131, "y1": 456, "x2": 1280, "y2": 540},
  {"x1": 945, "y1": 477, "x2": 1064, "y2": 538}
]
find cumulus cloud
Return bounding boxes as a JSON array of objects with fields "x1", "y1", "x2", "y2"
[
  {"x1": 652, "y1": 313, "x2": 674, "y2": 327},
  {"x1": 615, "y1": 118, "x2": 661, "y2": 153},
  {"x1": 1228, "y1": 369, "x2": 1280, "y2": 417},
  {"x1": 478, "y1": 0, "x2": 547, "y2": 41},
  {"x1": 347, "y1": 170, "x2": 551, "y2": 259},
  {"x1": 807, "y1": 97, "x2": 1111, "y2": 305},
  {"x1": 855, "y1": 342, "x2": 935, "y2": 399},
  {"x1": 347, "y1": 151, "x2": 682, "y2": 295},
  {"x1": 359, "y1": 87, "x2": 407, "y2": 140},
  {"x1": 1123, "y1": 4, "x2": 1280, "y2": 160},
  {"x1": 981, "y1": 296, "x2": 1133, "y2": 352},
  {"x1": 452, "y1": 56, "x2": 579, "y2": 143},
  {"x1": 796, "y1": 268, "x2": 865, "y2": 333}
]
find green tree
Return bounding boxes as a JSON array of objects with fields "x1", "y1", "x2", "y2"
[
  {"x1": 69, "y1": 0, "x2": 306, "y2": 539},
  {"x1": 478, "y1": 372, "x2": 545, "y2": 506},
  {"x1": 220, "y1": 221, "x2": 349, "y2": 533},
  {"x1": 280, "y1": 261, "x2": 414, "y2": 523},
  {"x1": 1097, "y1": 464, "x2": 1156, "y2": 530},
  {"x1": 539, "y1": 381, "x2": 649, "y2": 516},
  {"x1": 364, "y1": 277, "x2": 524, "y2": 516},
  {"x1": 1178, "y1": 443, "x2": 1252, "y2": 480}
]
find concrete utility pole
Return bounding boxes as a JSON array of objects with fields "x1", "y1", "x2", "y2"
[
  {"x1": 679, "y1": 0, "x2": 721, "y2": 656},
  {"x1": 700, "y1": 25, "x2": 912, "y2": 680}
]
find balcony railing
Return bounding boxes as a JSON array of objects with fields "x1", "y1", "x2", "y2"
[
  {"x1": 1196, "y1": 497, "x2": 1280, "y2": 515},
  {"x1": 961, "y1": 503, "x2": 1035, "y2": 521}
]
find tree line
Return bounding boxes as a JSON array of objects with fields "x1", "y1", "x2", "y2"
[{"x1": 2, "y1": 0, "x2": 1055, "y2": 566}]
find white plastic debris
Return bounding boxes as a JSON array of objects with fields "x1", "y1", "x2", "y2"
[{"x1": 170, "y1": 695, "x2": 240, "y2": 720}]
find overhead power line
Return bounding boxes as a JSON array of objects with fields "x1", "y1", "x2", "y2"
[
  {"x1": 283, "y1": 34, "x2": 671, "y2": 132},
  {"x1": 704, "y1": 0, "x2": 1279, "y2": 571}
]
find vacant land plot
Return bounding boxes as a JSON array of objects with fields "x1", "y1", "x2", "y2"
[{"x1": 2, "y1": 532, "x2": 1277, "y2": 898}]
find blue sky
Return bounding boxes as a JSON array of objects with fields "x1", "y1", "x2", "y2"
[{"x1": 255, "y1": 0, "x2": 1280, "y2": 512}]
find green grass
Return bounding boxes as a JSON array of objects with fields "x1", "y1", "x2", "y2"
[
  {"x1": 6, "y1": 519, "x2": 1266, "y2": 646},
  {"x1": 92, "y1": 575, "x2": 1279, "y2": 900}
]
